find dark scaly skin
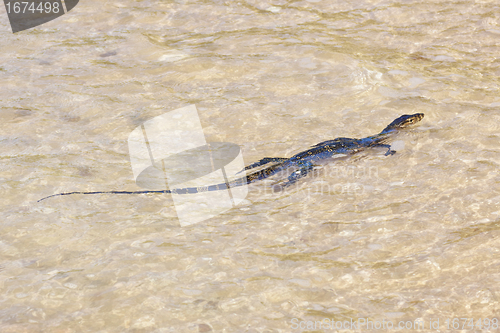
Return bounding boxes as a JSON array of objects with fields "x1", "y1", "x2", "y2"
[{"x1": 38, "y1": 113, "x2": 424, "y2": 202}]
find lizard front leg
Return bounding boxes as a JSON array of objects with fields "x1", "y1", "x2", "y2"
[{"x1": 372, "y1": 143, "x2": 396, "y2": 156}]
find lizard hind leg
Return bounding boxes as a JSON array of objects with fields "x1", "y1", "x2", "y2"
[
  {"x1": 273, "y1": 161, "x2": 315, "y2": 191},
  {"x1": 237, "y1": 157, "x2": 288, "y2": 174}
]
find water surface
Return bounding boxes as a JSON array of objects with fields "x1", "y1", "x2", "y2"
[{"x1": 1, "y1": 0, "x2": 500, "y2": 331}]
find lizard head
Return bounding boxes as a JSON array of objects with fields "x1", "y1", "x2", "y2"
[{"x1": 381, "y1": 113, "x2": 424, "y2": 133}]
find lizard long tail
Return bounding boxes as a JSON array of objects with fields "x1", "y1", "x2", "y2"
[{"x1": 37, "y1": 161, "x2": 288, "y2": 202}]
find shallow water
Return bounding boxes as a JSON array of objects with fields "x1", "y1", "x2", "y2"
[{"x1": 1, "y1": 0, "x2": 500, "y2": 332}]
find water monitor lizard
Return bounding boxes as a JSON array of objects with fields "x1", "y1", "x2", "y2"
[{"x1": 38, "y1": 113, "x2": 424, "y2": 202}]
